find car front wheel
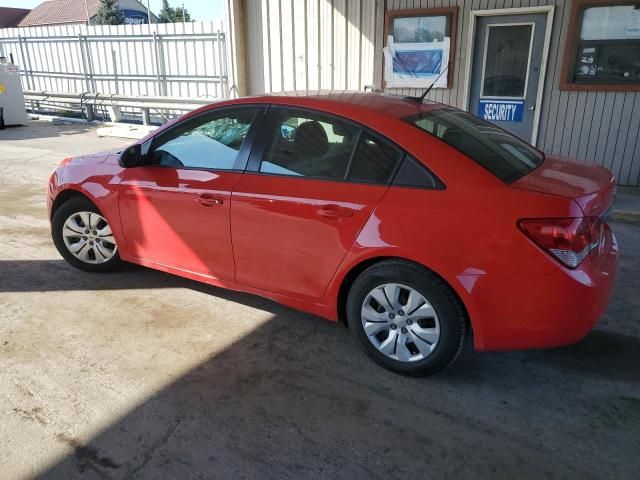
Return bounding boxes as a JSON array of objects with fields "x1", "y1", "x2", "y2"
[
  {"x1": 51, "y1": 196, "x2": 122, "y2": 272},
  {"x1": 347, "y1": 260, "x2": 467, "y2": 376}
]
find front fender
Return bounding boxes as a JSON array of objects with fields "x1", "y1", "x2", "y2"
[{"x1": 48, "y1": 165, "x2": 126, "y2": 257}]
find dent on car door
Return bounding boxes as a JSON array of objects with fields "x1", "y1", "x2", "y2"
[
  {"x1": 118, "y1": 106, "x2": 262, "y2": 280},
  {"x1": 230, "y1": 106, "x2": 404, "y2": 301}
]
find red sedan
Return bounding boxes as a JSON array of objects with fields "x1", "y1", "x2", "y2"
[{"x1": 47, "y1": 92, "x2": 618, "y2": 375}]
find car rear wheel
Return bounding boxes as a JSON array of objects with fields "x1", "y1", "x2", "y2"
[
  {"x1": 347, "y1": 260, "x2": 467, "y2": 376},
  {"x1": 52, "y1": 196, "x2": 122, "y2": 272}
]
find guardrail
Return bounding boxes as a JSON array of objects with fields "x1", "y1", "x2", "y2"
[{"x1": 23, "y1": 90, "x2": 220, "y2": 124}]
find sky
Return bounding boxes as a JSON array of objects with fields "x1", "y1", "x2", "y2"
[{"x1": 0, "y1": 0, "x2": 226, "y2": 22}]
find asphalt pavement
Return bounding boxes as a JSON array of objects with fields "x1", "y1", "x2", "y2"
[{"x1": 1, "y1": 121, "x2": 638, "y2": 480}]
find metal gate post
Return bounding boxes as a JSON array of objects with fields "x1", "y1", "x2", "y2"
[
  {"x1": 152, "y1": 32, "x2": 168, "y2": 97},
  {"x1": 84, "y1": 36, "x2": 97, "y2": 92},
  {"x1": 218, "y1": 30, "x2": 229, "y2": 98},
  {"x1": 17, "y1": 36, "x2": 34, "y2": 91},
  {"x1": 77, "y1": 34, "x2": 92, "y2": 92}
]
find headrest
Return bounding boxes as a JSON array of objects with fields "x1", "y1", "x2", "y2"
[
  {"x1": 332, "y1": 123, "x2": 347, "y2": 136},
  {"x1": 294, "y1": 121, "x2": 329, "y2": 158}
]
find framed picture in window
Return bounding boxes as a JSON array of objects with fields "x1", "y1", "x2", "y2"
[
  {"x1": 383, "y1": 8, "x2": 457, "y2": 89},
  {"x1": 561, "y1": 0, "x2": 640, "y2": 91}
]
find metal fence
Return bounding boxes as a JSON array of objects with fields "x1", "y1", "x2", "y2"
[{"x1": 0, "y1": 22, "x2": 232, "y2": 101}]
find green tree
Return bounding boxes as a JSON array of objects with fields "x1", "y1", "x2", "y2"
[
  {"x1": 158, "y1": 0, "x2": 193, "y2": 22},
  {"x1": 173, "y1": 6, "x2": 192, "y2": 22},
  {"x1": 158, "y1": 0, "x2": 175, "y2": 23},
  {"x1": 93, "y1": 0, "x2": 124, "y2": 25}
]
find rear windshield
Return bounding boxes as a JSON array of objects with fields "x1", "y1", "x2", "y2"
[{"x1": 403, "y1": 108, "x2": 544, "y2": 183}]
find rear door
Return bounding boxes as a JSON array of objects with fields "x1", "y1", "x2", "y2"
[{"x1": 230, "y1": 106, "x2": 404, "y2": 301}]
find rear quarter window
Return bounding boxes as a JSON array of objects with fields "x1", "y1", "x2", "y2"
[{"x1": 348, "y1": 132, "x2": 403, "y2": 184}]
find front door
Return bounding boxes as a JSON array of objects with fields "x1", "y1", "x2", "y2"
[
  {"x1": 469, "y1": 13, "x2": 548, "y2": 143},
  {"x1": 118, "y1": 106, "x2": 260, "y2": 281}
]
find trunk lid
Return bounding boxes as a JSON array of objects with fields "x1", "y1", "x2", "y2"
[{"x1": 512, "y1": 155, "x2": 616, "y2": 217}]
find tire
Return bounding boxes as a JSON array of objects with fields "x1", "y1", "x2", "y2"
[
  {"x1": 51, "y1": 196, "x2": 123, "y2": 272},
  {"x1": 347, "y1": 260, "x2": 467, "y2": 376}
]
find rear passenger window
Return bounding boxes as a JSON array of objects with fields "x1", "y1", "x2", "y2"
[
  {"x1": 348, "y1": 133, "x2": 403, "y2": 184},
  {"x1": 259, "y1": 108, "x2": 359, "y2": 180}
]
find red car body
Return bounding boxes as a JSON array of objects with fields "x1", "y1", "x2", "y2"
[{"x1": 47, "y1": 93, "x2": 618, "y2": 351}]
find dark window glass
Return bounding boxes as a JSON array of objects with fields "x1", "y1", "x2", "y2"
[
  {"x1": 482, "y1": 24, "x2": 533, "y2": 97},
  {"x1": 572, "y1": 5, "x2": 640, "y2": 85},
  {"x1": 393, "y1": 155, "x2": 443, "y2": 189},
  {"x1": 150, "y1": 108, "x2": 257, "y2": 169},
  {"x1": 404, "y1": 107, "x2": 544, "y2": 183},
  {"x1": 259, "y1": 108, "x2": 359, "y2": 179},
  {"x1": 348, "y1": 132, "x2": 403, "y2": 184}
]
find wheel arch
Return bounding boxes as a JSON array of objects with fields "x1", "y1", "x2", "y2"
[
  {"x1": 336, "y1": 256, "x2": 472, "y2": 337},
  {"x1": 50, "y1": 188, "x2": 95, "y2": 220}
]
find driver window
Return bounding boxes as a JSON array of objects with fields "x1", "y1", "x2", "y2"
[{"x1": 150, "y1": 107, "x2": 258, "y2": 169}]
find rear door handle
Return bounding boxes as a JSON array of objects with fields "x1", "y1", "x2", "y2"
[
  {"x1": 196, "y1": 194, "x2": 224, "y2": 207},
  {"x1": 317, "y1": 204, "x2": 354, "y2": 219}
]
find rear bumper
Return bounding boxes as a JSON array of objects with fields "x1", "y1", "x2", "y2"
[{"x1": 473, "y1": 224, "x2": 618, "y2": 351}]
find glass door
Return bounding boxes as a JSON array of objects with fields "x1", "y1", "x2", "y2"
[{"x1": 469, "y1": 13, "x2": 548, "y2": 143}]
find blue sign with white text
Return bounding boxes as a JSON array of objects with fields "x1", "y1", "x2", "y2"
[
  {"x1": 478, "y1": 99, "x2": 525, "y2": 123},
  {"x1": 120, "y1": 9, "x2": 148, "y2": 25}
]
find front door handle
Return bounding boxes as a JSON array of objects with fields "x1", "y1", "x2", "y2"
[
  {"x1": 317, "y1": 204, "x2": 354, "y2": 220},
  {"x1": 196, "y1": 194, "x2": 224, "y2": 207}
]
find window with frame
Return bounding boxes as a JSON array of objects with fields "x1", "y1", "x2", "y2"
[
  {"x1": 259, "y1": 108, "x2": 359, "y2": 180},
  {"x1": 384, "y1": 7, "x2": 458, "y2": 88},
  {"x1": 403, "y1": 107, "x2": 543, "y2": 183},
  {"x1": 149, "y1": 107, "x2": 258, "y2": 169},
  {"x1": 258, "y1": 108, "x2": 404, "y2": 184},
  {"x1": 562, "y1": 1, "x2": 640, "y2": 90}
]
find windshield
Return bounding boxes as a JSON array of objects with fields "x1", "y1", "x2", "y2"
[{"x1": 403, "y1": 108, "x2": 544, "y2": 183}]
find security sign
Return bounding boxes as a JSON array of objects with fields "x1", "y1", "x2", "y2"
[{"x1": 478, "y1": 99, "x2": 525, "y2": 123}]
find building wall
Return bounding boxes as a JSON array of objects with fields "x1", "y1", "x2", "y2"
[
  {"x1": 243, "y1": 0, "x2": 640, "y2": 187},
  {"x1": 244, "y1": 0, "x2": 379, "y2": 94}
]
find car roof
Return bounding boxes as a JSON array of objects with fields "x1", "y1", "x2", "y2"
[{"x1": 234, "y1": 91, "x2": 447, "y2": 120}]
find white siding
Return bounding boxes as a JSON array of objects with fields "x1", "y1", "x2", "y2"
[{"x1": 244, "y1": 0, "x2": 378, "y2": 93}]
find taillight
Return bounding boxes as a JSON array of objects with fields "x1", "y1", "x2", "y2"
[
  {"x1": 59, "y1": 157, "x2": 73, "y2": 166},
  {"x1": 518, "y1": 217, "x2": 603, "y2": 269}
]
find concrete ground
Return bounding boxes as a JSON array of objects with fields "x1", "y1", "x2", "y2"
[{"x1": 1, "y1": 121, "x2": 639, "y2": 480}]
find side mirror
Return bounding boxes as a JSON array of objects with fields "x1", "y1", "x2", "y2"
[{"x1": 119, "y1": 144, "x2": 143, "y2": 168}]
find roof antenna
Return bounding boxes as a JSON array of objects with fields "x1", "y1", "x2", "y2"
[{"x1": 405, "y1": 63, "x2": 449, "y2": 104}]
